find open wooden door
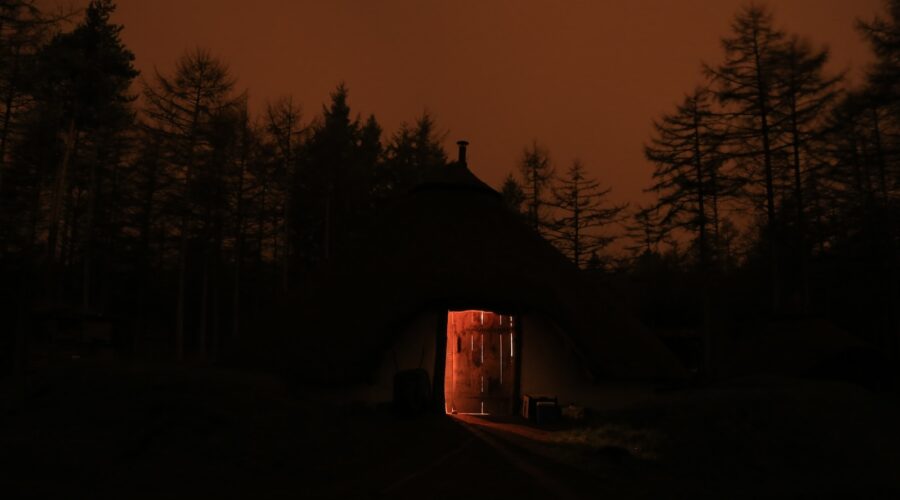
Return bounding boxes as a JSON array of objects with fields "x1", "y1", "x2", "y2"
[{"x1": 444, "y1": 310, "x2": 518, "y2": 415}]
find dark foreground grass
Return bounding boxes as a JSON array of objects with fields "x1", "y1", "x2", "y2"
[
  {"x1": 0, "y1": 360, "x2": 540, "y2": 499},
  {"x1": 2, "y1": 361, "x2": 899, "y2": 498},
  {"x1": 479, "y1": 376, "x2": 900, "y2": 498}
]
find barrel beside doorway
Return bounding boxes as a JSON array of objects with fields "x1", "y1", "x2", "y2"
[{"x1": 444, "y1": 310, "x2": 518, "y2": 415}]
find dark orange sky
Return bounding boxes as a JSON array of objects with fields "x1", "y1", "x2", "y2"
[{"x1": 56, "y1": 0, "x2": 882, "y2": 208}]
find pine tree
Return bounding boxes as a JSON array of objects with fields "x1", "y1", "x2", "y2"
[
  {"x1": 623, "y1": 204, "x2": 669, "y2": 258},
  {"x1": 645, "y1": 87, "x2": 731, "y2": 270},
  {"x1": 0, "y1": 0, "x2": 47, "y2": 198},
  {"x1": 857, "y1": 1, "x2": 900, "y2": 205},
  {"x1": 858, "y1": 0, "x2": 900, "y2": 99},
  {"x1": 518, "y1": 140, "x2": 554, "y2": 235},
  {"x1": 500, "y1": 172, "x2": 525, "y2": 215},
  {"x1": 380, "y1": 111, "x2": 446, "y2": 197},
  {"x1": 0, "y1": 1, "x2": 57, "y2": 256},
  {"x1": 296, "y1": 84, "x2": 381, "y2": 262},
  {"x1": 142, "y1": 47, "x2": 240, "y2": 360},
  {"x1": 770, "y1": 35, "x2": 842, "y2": 310},
  {"x1": 704, "y1": 3, "x2": 787, "y2": 309},
  {"x1": 548, "y1": 160, "x2": 626, "y2": 268},
  {"x1": 265, "y1": 96, "x2": 303, "y2": 293},
  {"x1": 35, "y1": 0, "x2": 136, "y2": 255},
  {"x1": 855, "y1": 0, "x2": 900, "y2": 357},
  {"x1": 32, "y1": 0, "x2": 138, "y2": 307}
]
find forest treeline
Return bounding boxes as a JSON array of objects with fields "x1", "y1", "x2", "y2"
[
  {"x1": 0, "y1": 1, "x2": 898, "y2": 369},
  {"x1": 495, "y1": 3, "x2": 900, "y2": 366},
  {"x1": 635, "y1": 3, "x2": 899, "y2": 362},
  {"x1": 0, "y1": 0, "x2": 453, "y2": 364}
]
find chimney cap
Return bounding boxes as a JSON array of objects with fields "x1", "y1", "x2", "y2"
[{"x1": 456, "y1": 140, "x2": 469, "y2": 165}]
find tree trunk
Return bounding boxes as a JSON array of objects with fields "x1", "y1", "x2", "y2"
[
  {"x1": 870, "y1": 107, "x2": 899, "y2": 359},
  {"x1": 807, "y1": 163, "x2": 825, "y2": 255},
  {"x1": 282, "y1": 194, "x2": 290, "y2": 293},
  {"x1": 692, "y1": 104, "x2": 713, "y2": 377},
  {"x1": 83, "y1": 145, "x2": 105, "y2": 312},
  {"x1": 136, "y1": 144, "x2": 159, "y2": 356},
  {"x1": 692, "y1": 105, "x2": 708, "y2": 271},
  {"x1": 176, "y1": 213, "x2": 188, "y2": 361},
  {"x1": 573, "y1": 186, "x2": 581, "y2": 268},
  {"x1": 789, "y1": 95, "x2": 809, "y2": 313},
  {"x1": 0, "y1": 44, "x2": 21, "y2": 196},
  {"x1": 233, "y1": 236, "x2": 242, "y2": 342},
  {"x1": 752, "y1": 32, "x2": 780, "y2": 313},
  {"x1": 870, "y1": 106, "x2": 889, "y2": 204},
  {"x1": 257, "y1": 185, "x2": 266, "y2": 265},
  {"x1": 281, "y1": 134, "x2": 293, "y2": 294},
  {"x1": 711, "y1": 175, "x2": 721, "y2": 261},
  {"x1": 211, "y1": 264, "x2": 219, "y2": 360},
  {"x1": 47, "y1": 118, "x2": 78, "y2": 266},
  {"x1": 323, "y1": 191, "x2": 331, "y2": 261},
  {"x1": 198, "y1": 258, "x2": 208, "y2": 362},
  {"x1": 175, "y1": 88, "x2": 204, "y2": 362},
  {"x1": 232, "y1": 135, "x2": 248, "y2": 341}
]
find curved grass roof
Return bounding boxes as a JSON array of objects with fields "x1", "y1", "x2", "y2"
[{"x1": 276, "y1": 157, "x2": 687, "y2": 383}]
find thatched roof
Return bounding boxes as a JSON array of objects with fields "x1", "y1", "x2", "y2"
[{"x1": 280, "y1": 158, "x2": 686, "y2": 383}]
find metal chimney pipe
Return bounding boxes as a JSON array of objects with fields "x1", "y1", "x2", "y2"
[{"x1": 457, "y1": 140, "x2": 469, "y2": 165}]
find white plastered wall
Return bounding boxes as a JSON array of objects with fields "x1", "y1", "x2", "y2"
[
  {"x1": 519, "y1": 313, "x2": 593, "y2": 406},
  {"x1": 346, "y1": 309, "x2": 655, "y2": 412},
  {"x1": 361, "y1": 310, "x2": 438, "y2": 403},
  {"x1": 519, "y1": 313, "x2": 660, "y2": 411}
]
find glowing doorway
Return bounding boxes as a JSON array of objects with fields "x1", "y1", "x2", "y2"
[{"x1": 444, "y1": 310, "x2": 518, "y2": 415}]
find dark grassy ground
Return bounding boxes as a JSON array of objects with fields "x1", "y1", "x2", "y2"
[
  {"x1": 2, "y1": 360, "x2": 899, "y2": 498},
  {"x1": 472, "y1": 376, "x2": 900, "y2": 498},
  {"x1": 0, "y1": 360, "x2": 543, "y2": 499}
]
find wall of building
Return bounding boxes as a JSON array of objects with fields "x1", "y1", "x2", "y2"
[
  {"x1": 519, "y1": 313, "x2": 593, "y2": 407},
  {"x1": 363, "y1": 310, "x2": 439, "y2": 403},
  {"x1": 348, "y1": 309, "x2": 656, "y2": 414}
]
